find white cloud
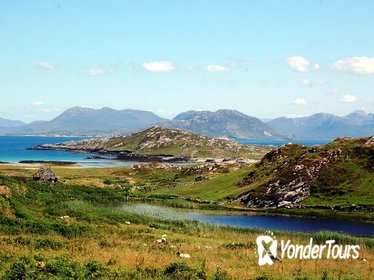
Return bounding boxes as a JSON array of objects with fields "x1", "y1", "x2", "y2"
[
  {"x1": 293, "y1": 98, "x2": 308, "y2": 106},
  {"x1": 339, "y1": 95, "x2": 357, "y2": 103},
  {"x1": 314, "y1": 64, "x2": 320, "y2": 70},
  {"x1": 143, "y1": 61, "x2": 175, "y2": 72},
  {"x1": 84, "y1": 68, "x2": 106, "y2": 76},
  {"x1": 287, "y1": 56, "x2": 310, "y2": 72},
  {"x1": 301, "y1": 79, "x2": 310, "y2": 86},
  {"x1": 206, "y1": 64, "x2": 228, "y2": 72},
  {"x1": 32, "y1": 100, "x2": 44, "y2": 106},
  {"x1": 332, "y1": 57, "x2": 374, "y2": 75},
  {"x1": 39, "y1": 62, "x2": 56, "y2": 70}
]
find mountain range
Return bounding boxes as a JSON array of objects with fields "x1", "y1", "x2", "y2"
[
  {"x1": 0, "y1": 107, "x2": 373, "y2": 140},
  {"x1": 0, "y1": 107, "x2": 166, "y2": 136},
  {"x1": 0, "y1": 117, "x2": 25, "y2": 128},
  {"x1": 267, "y1": 110, "x2": 374, "y2": 139}
]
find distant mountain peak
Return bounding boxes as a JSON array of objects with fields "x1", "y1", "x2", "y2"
[
  {"x1": 6, "y1": 106, "x2": 167, "y2": 136},
  {"x1": 0, "y1": 117, "x2": 26, "y2": 128},
  {"x1": 164, "y1": 109, "x2": 283, "y2": 139}
]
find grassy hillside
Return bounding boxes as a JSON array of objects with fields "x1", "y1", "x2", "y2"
[
  {"x1": 152, "y1": 136, "x2": 374, "y2": 212},
  {"x1": 152, "y1": 167, "x2": 268, "y2": 202}
]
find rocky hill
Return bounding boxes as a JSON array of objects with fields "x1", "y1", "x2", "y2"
[
  {"x1": 32, "y1": 126, "x2": 273, "y2": 159},
  {"x1": 237, "y1": 136, "x2": 374, "y2": 209},
  {"x1": 160, "y1": 109, "x2": 283, "y2": 139}
]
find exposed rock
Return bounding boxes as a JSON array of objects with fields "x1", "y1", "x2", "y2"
[
  {"x1": 194, "y1": 175, "x2": 206, "y2": 182},
  {"x1": 33, "y1": 167, "x2": 58, "y2": 183},
  {"x1": 365, "y1": 136, "x2": 374, "y2": 146},
  {"x1": 84, "y1": 155, "x2": 108, "y2": 160},
  {"x1": 132, "y1": 163, "x2": 181, "y2": 172},
  {"x1": 238, "y1": 143, "x2": 345, "y2": 208},
  {"x1": 116, "y1": 152, "x2": 189, "y2": 163},
  {"x1": 182, "y1": 163, "x2": 230, "y2": 175},
  {"x1": 238, "y1": 170, "x2": 259, "y2": 187}
]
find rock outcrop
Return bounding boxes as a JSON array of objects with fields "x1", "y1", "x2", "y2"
[
  {"x1": 237, "y1": 136, "x2": 374, "y2": 208},
  {"x1": 33, "y1": 167, "x2": 58, "y2": 183}
]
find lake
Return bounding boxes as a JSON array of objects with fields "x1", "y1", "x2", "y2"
[{"x1": 121, "y1": 203, "x2": 374, "y2": 236}]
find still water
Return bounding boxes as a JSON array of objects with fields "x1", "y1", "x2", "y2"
[{"x1": 121, "y1": 203, "x2": 374, "y2": 236}]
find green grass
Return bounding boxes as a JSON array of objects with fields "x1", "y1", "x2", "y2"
[
  {"x1": 150, "y1": 168, "x2": 256, "y2": 201},
  {"x1": 304, "y1": 159, "x2": 374, "y2": 207}
]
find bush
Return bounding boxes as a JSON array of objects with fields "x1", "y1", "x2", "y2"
[
  {"x1": 5, "y1": 256, "x2": 38, "y2": 280},
  {"x1": 164, "y1": 262, "x2": 201, "y2": 280},
  {"x1": 34, "y1": 238, "x2": 63, "y2": 250},
  {"x1": 213, "y1": 267, "x2": 231, "y2": 280},
  {"x1": 103, "y1": 179, "x2": 113, "y2": 185},
  {"x1": 52, "y1": 223, "x2": 92, "y2": 238},
  {"x1": 84, "y1": 261, "x2": 109, "y2": 279}
]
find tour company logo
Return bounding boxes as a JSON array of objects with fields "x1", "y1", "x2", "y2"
[{"x1": 256, "y1": 233, "x2": 360, "y2": 266}]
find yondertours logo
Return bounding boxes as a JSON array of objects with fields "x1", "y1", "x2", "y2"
[
  {"x1": 256, "y1": 235, "x2": 278, "y2": 266},
  {"x1": 256, "y1": 234, "x2": 360, "y2": 266}
]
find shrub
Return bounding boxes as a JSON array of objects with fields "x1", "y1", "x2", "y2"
[
  {"x1": 34, "y1": 238, "x2": 63, "y2": 250},
  {"x1": 164, "y1": 262, "x2": 201, "y2": 280}
]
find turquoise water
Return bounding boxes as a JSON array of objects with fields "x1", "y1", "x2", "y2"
[{"x1": 0, "y1": 136, "x2": 136, "y2": 167}]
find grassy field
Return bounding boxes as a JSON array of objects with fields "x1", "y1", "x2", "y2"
[{"x1": 0, "y1": 164, "x2": 373, "y2": 279}]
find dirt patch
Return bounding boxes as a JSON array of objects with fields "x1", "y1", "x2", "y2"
[{"x1": 0, "y1": 185, "x2": 12, "y2": 197}]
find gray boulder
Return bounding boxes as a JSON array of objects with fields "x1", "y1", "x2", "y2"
[{"x1": 33, "y1": 167, "x2": 58, "y2": 183}]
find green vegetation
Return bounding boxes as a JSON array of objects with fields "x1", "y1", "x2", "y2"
[
  {"x1": 151, "y1": 167, "x2": 255, "y2": 201},
  {"x1": 0, "y1": 164, "x2": 373, "y2": 279}
]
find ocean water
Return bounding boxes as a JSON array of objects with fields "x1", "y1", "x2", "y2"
[{"x1": 0, "y1": 136, "x2": 135, "y2": 167}]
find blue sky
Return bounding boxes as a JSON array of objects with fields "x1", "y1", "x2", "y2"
[{"x1": 1, "y1": 0, "x2": 374, "y2": 122}]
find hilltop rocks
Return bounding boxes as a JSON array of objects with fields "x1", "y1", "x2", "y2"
[
  {"x1": 181, "y1": 163, "x2": 230, "y2": 175},
  {"x1": 238, "y1": 143, "x2": 345, "y2": 208},
  {"x1": 194, "y1": 175, "x2": 206, "y2": 182},
  {"x1": 116, "y1": 152, "x2": 189, "y2": 163},
  {"x1": 33, "y1": 167, "x2": 58, "y2": 183},
  {"x1": 131, "y1": 163, "x2": 182, "y2": 172}
]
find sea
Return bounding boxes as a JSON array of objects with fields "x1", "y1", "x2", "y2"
[
  {"x1": 0, "y1": 136, "x2": 134, "y2": 167},
  {"x1": 0, "y1": 136, "x2": 330, "y2": 168}
]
